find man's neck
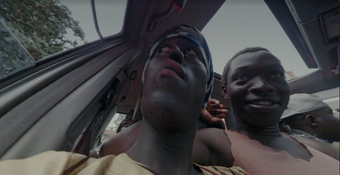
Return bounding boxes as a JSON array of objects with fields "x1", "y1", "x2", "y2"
[
  {"x1": 126, "y1": 120, "x2": 199, "y2": 175},
  {"x1": 234, "y1": 117, "x2": 281, "y2": 139}
]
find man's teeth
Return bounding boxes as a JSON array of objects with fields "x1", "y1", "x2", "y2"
[{"x1": 252, "y1": 101, "x2": 273, "y2": 105}]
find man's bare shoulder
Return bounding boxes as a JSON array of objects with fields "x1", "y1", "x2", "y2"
[
  {"x1": 194, "y1": 128, "x2": 234, "y2": 166},
  {"x1": 195, "y1": 128, "x2": 230, "y2": 145}
]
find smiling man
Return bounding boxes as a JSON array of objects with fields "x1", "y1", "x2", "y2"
[{"x1": 193, "y1": 47, "x2": 339, "y2": 175}]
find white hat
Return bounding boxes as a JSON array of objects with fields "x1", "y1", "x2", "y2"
[{"x1": 281, "y1": 93, "x2": 328, "y2": 119}]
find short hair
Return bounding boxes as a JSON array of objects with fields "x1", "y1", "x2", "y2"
[{"x1": 221, "y1": 47, "x2": 270, "y2": 86}]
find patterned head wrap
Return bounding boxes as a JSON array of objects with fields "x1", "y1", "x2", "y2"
[{"x1": 142, "y1": 24, "x2": 214, "y2": 108}]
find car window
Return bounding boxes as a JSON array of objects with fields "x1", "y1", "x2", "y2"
[
  {"x1": 100, "y1": 113, "x2": 126, "y2": 143},
  {"x1": 107, "y1": 113, "x2": 126, "y2": 132},
  {"x1": 0, "y1": 21, "x2": 34, "y2": 77},
  {"x1": 0, "y1": 0, "x2": 127, "y2": 77}
]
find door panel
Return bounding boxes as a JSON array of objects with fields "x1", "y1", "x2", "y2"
[{"x1": 0, "y1": 39, "x2": 144, "y2": 160}]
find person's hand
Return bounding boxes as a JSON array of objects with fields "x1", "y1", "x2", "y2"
[{"x1": 200, "y1": 99, "x2": 228, "y2": 128}]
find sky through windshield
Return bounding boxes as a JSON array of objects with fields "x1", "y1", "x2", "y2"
[
  {"x1": 62, "y1": 0, "x2": 316, "y2": 79},
  {"x1": 202, "y1": 0, "x2": 316, "y2": 78}
]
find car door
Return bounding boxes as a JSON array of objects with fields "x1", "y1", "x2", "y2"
[
  {"x1": 0, "y1": 0, "x2": 226, "y2": 160},
  {"x1": 0, "y1": 0, "x2": 143, "y2": 160}
]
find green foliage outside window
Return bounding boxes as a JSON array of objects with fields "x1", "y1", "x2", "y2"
[
  {"x1": 0, "y1": 0, "x2": 86, "y2": 60},
  {"x1": 0, "y1": 21, "x2": 34, "y2": 76}
]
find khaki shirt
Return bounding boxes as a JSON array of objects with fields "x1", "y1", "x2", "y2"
[{"x1": 0, "y1": 151, "x2": 248, "y2": 175}]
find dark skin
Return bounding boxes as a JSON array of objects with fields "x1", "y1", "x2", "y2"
[
  {"x1": 225, "y1": 51, "x2": 311, "y2": 159},
  {"x1": 90, "y1": 98, "x2": 228, "y2": 161},
  {"x1": 90, "y1": 36, "x2": 230, "y2": 171},
  {"x1": 124, "y1": 37, "x2": 211, "y2": 175},
  {"x1": 289, "y1": 107, "x2": 340, "y2": 143},
  {"x1": 92, "y1": 50, "x2": 338, "y2": 167},
  {"x1": 293, "y1": 135, "x2": 339, "y2": 160},
  {"x1": 200, "y1": 98, "x2": 228, "y2": 127},
  {"x1": 194, "y1": 50, "x2": 314, "y2": 167},
  {"x1": 285, "y1": 106, "x2": 340, "y2": 160},
  {"x1": 95, "y1": 50, "x2": 315, "y2": 168}
]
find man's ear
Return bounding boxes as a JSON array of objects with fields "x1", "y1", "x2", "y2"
[
  {"x1": 221, "y1": 85, "x2": 229, "y2": 100},
  {"x1": 305, "y1": 115, "x2": 319, "y2": 128}
]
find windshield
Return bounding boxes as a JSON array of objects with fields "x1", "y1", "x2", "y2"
[{"x1": 203, "y1": 0, "x2": 317, "y2": 80}]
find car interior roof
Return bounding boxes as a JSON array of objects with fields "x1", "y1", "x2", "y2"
[{"x1": 264, "y1": 0, "x2": 339, "y2": 95}]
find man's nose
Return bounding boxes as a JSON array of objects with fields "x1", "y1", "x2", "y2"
[
  {"x1": 248, "y1": 76, "x2": 274, "y2": 93},
  {"x1": 167, "y1": 46, "x2": 184, "y2": 64}
]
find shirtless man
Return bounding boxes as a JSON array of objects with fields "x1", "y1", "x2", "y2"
[
  {"x1": 280, "y1": 93, "x2": 339, "y2": 160},
  {"x1": 93, "y1": 46, "x2": 339, "y2": 174},
  {"x1": 193, "y1": 47, "x2": 339, "y2": 175}
]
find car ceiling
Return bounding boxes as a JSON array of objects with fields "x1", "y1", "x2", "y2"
[{"x1": 264, "y1": 0, "x2": 339, "y2": 95}]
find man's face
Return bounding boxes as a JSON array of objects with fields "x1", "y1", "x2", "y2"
[
  {"x1": 310, "y1": 107, "x2": 340, "y2": 142},
  {"x1": 141, "y1": 37, "x2": 207, "y2": 131},
  {"x1": 224, "y1": 51, "x2": 290, "y2": 126}
]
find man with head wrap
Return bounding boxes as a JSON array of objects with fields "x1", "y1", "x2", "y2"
[
  {"x1": 89, "y1": 25, "x2": 229, "y2": 158},
  {"x1": 0, "y1": 25, "x2": 247, "y2": 175},
  {"x1": 121, "y1": 24, "x2": 245, "y2": 174}
]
